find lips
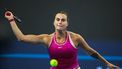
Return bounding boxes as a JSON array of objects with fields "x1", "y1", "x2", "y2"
[{"x1": 57, "y1": 24, "x2": 63, "y2": 27}]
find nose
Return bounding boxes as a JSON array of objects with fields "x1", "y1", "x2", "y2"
[
  {"x1": 58, "y1": 20, "x2": 63, "y2": 24},
  {"x1": 59, "y1": 22, "x2": 62, "y2": 24}
]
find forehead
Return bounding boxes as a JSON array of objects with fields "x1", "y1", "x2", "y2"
[{"x1": 55, "y1": 13, "x2": 67, "y2": 19}]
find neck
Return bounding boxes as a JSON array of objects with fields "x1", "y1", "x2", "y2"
[{"x1": 55, "y1": 30, "x2": 67, "y2": 39}]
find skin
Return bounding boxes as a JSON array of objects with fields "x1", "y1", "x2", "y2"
[{"x1": 5, "y1": 11, "x2": 119, "y2": 69}]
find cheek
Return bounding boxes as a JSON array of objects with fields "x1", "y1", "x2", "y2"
[
  {"x1": 67, "y1": 22, "x2": 68, "y2": 26},
  {"x1": 65, "y1": 22, "x2": 68, "y2": 27}
]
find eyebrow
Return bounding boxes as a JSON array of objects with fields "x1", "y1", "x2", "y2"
[
  {"x1": 56, "y1": 17, "x2": 65, "y2": 19},
  {"x1": 56, "y1": 18, "x2": 66, "y2": 21}
]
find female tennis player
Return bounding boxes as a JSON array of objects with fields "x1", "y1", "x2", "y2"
[{"x1": 5, "y1": 11, "x2": 119, "y2": 69}]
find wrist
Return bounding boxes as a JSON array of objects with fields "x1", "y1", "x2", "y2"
[{"x1": 8, "y1": 19, "x2": 15, "y2": 22}]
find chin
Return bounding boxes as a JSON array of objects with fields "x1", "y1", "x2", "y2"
[
  {"x1": 57, "y1": 29, "x2": 63, "y2": 31},
  {"x1": 56, "y1": 27, "x2": 66, "y2": 31},
  {"x1": 56, "y1": 27, "x2": 62, "y2": 30}
]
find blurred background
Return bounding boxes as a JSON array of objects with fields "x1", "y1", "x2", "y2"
[{"x1": 0, "y1": 0, "x2": 122, "y2": 69}]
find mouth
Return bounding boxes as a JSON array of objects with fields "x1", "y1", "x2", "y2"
[{"x1": 57, "y1": 25, "x2": 63, "y2": 27}]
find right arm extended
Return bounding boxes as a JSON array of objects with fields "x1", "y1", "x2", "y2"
[{"x1": 4, "y1": 11, "x2": 50, "y2": 45}]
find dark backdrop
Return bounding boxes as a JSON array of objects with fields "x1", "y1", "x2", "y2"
[{"x1": 0, "y1": 0, "x2": 122, "y2": 69}]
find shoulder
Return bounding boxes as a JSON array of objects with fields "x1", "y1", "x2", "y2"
[
  {"x1": 41, "y1": 33, "x2": 54, "y2": 46},
  {"x1": 68, "y1": 31, "x2": 82, "y2": 44},
  {"x1": 68, "y1": 31, "x2": 84, "y2": 42},
  {"x1": 68, "y1": 31, "x2": 82, "y2": 39}
]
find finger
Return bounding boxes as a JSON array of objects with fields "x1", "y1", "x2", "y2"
[
  {"x1": 5, "y1": 11, "x2": 11, "y2": 16},
  {"x1": 116, "y1": 66, "x2": 120, "y2": 69},
  {"x1": 5, "y1": 11, "x2": 13, "y2": 18},
  {"x1": 110, "y1": 67, "x2": 114, "y2": 69}
]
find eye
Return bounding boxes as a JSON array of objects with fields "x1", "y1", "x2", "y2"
[
  {"x1": 56, "y1": 18, "x2": 60, "y2": 21},
  {"x1": 61, "y1": 19, "x2": 66, "y2": 22}
]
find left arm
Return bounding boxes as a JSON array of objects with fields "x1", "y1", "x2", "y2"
[{"x1": 76, "y1": 34, "x2": 119, "y2": 69}]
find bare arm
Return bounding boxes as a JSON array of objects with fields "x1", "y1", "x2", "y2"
[
  {"x1": 76, "y1": 34, "x2": 119, "y2": 69},
  {"x1": 4, "y1": 11, "x2": 50, "y2": 46}
]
